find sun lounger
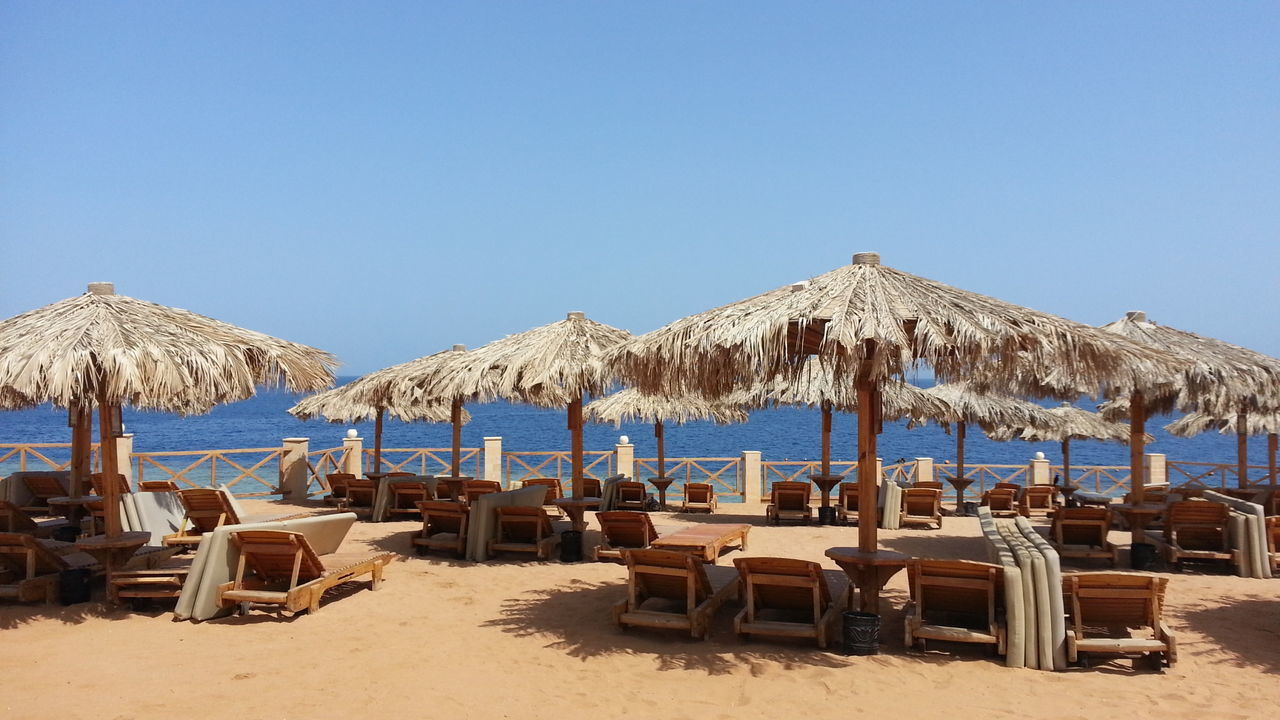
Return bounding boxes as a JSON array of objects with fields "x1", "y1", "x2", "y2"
[
  {"x1": 681, "y1": 482, "x2": 717, "y2": 513},
  {"x1": 412, "y1": 500, "x2": 468, "y2": 557},
  {"x1": 386, "y1": 476, "x2": 434, "y2": 517},
  {"x1": 765, "y1": 481, "x2": 813, "y2": 526},
  {"x1": 1049, "y1": 507, "x2": 1119, "y2": 566},
  {"x1": 612, "y1": 549, "x2": 741, "y2": 639},
  {"x1": 462, "y1": 480, "x2": 502, "y2": 504},
  {"x1": 651, "y1": 524, "x2": 751, "y2": 564},
  {"x1": 0, "y1": 532, "x2": 100, "y2": 603},
  {"x1": 163, "y1": 488, "x2": 306, "y2": 549},
  {"x1": 592, "y1": 511, "x2": 664, "y2": 562},
  {"x1": 579, "y1": 477, "x2": 602, "y2": 498},
  {"x1": 20, "y1": 474, "x2": 68, "y2": 513},
  {"x1": 108, "y1": 555, "x2": 195, "y2": 606},
  {"x1": 345, "y1": 477, "x2": 377, "y2": 508},
  {"x1": 0, "y1": 501, "x2": 70, "y2": 538},
  {"x1": 1063, "y1": 572, "x2": 1176, "y2": 670},
  {"x1": 835, "y1": 482, "x2": 860, "y2": 525},
  {"x1": 216, "y1": 529, "x2": 393, "y2": 616},
  {"x1": 732, "y1": 556, "x2": 842, "y2": 649},
  {"x1": 1019, "y1": 485, "x2": 1058, "y2": 518},
  {"x1": 522, "y1": 478, "x2": 566, "y2": 516},
  {"x1": 904, "y1": 558, "x2": 1007, "y2": 656},
  {"x1": 900, "y1": 487, "x2": 943, "y2": 529},
  {"x1": 1162, "y1": 500, "x2": 1236, "y2": 571},
  {"x1": 487, "y1": 506, "x2": 561, "y2": 561},
  {"x1": 324, "y1": 473, "x2": 354, "y2": 505},
  {"x1": 89, "y1": 472, "x2": 130, "y2": 496},
  {"x1": 615, "y1": 481, "x2": 648, "y2": 511},
  {"x1": 982, "y1": 488, "x2": 1019, "y2": 518},
  {"x1": 915, "y1": 481, "x2": 944, "y2": 490}
]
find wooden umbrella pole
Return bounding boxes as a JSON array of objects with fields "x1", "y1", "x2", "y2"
[
  {"x1": 1061, "y1": 439, "x2": 1072, "y2": 486},
  {"x1": 96, "y1": 388, "x2": 122, "y2": 538},
  {"x1": 956, "y1": 421, "x2": 966, "y2": 487},
  {"x1": 1236, "y1": 407, "x2": 1249, "y2": 489},
  {"x1": 820, "y1": 402, "x2": 832, "y2": 476},
  {"x1": 1129, "y1": 391, "x2": 1147, "y2": 543},
  {"x1": 655, "y1": 420, "x2": 666, "y2": 478},
  {"x1": 450, "y1": 398, "x2": 463, "y2": 477},
  {"x1": 570, "y1": 394, "x2": 584, "y2": 498},
  {"x1": 70, "y1": 404, "x2": 90, "y2": 498},
  {"x1": 373, "y1": 407, "x2": 384, "y2": 474},
  {"x1": 856, "y1": 372, "x2": 879, "y2": 553},
  {"x1": 1269, "y1": 433, "x2": 1278, "y2": 487}
]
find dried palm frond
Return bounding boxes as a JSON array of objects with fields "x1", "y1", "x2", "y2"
[
  {"x1": 728, "y1": 357, "x2": 949, "y2": 419},
  {"x1": 585, "y1": 387, "x2": 746, "y2": 427},
  {"x1": 987, "y1": 402, "x2": 1147, "y2": 444},
  {"x1": 913, "y1": 382, "x2": 1065, "y2": 435},
  {"x1": 1165, "y1": 410, "x2": 1280, "y2": 438}
]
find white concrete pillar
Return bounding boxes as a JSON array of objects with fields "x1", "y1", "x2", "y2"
[
  {"x1": 1144, "y1": 453, "x2": 1167, "y2": 486},
  {"x1": 115, "y1": 433, "x2": 135, "y2": 489},
  {"x1": 914, "y1": 457, "x2": 934, "y2": 485},
  {"x1": 281, "y1": 437, "x2": 310, "y2": 498},
  {"x1": 484, "y1": 436, "x2": 504, "y2": 486},
  {"x1": 342, "y1": 432, "x2": 363, "y2": 476},
  {"x1": 742, "y1": 450, "x2": 763, "y2": 504},
  {"x1": 615, "y1": 442, "x2": 635, "y2": 480},
  {"x1": 1029, "y1": 458, "x2": 1051, "y2": 485}
]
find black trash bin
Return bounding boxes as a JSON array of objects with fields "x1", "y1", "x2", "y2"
[
  {"x1": 51, "y1": 525, "x2": 80, "y2": 543},
  {"x1": 59, "y1": 568, "x2": 93, "y2": 606},
  {"x1": 1130, "y1": 543, "x2": 1158, "y2": 571},
  {"x1": 817, "y1": 506, "x2": 838, "y2": 525},
  {"x1": 560, "y1": 530, "x2": 584, "y2": 563},
  {"x1": 842, "y1": 611, "x2": 880, "y2": 656}
]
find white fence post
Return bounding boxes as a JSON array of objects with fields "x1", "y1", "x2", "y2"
[
  {"x1": 742, "y1": 450, "x2": 762, "y2": 504},
  {"x1": 484, "y1": 436, "x2": 504, "y2": 486},
  {"x1": 342, "y1": 432, "x2": 363, "y2": 476},
  {"x1": 615, "y1": 442, "x2": 634, "y2": 480},
  {"x1": 280, "y1": 437, "x2": 310, "y2": 498},
  {"x1": 913, "y1": 457, "x2": 934, "y2": 484},
  {"x1": 1145, "y1": 453, "x2": 1167, "y2": 486}
]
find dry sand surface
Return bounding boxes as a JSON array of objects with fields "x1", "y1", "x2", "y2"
[{"x1": 3, "y1": 499, "x2": 1276, "y2": 720}]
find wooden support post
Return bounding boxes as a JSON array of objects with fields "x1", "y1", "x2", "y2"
[
  {"x1": 820, "y1": 402, "x2": 832, "y2": 476},
  {"x1": 70, "y1": 404, "x2": 91, "y2": 499},
  {"x1": 569, "y1": 394, "x2": 584, "y2": 498},
  {"x1": 856, "y1": 369, "x2": 880, "y2": 553},
  {"x1": 1129, "y1": 391, "x2": 1147, "y2": 544},
  {"x1": 1269, "y1": 433, "x2": 1277, "y2": 487},
  {"x1": 451, "y1": 398, "x2": 464, "y2": 477},
  {"x1": 1061, "y1": 439, "x2": 1072, "y2": 486},
  {"x1": 97, "y1": 389, "x2": 122, "y2": 538},
  {"x1": 956, "y1": 421, "x2": 967, "y2": 486},
  {"x1": 372, "y1": 407, "x2": 385, "y2": 474},
  {"x1": 655, "y1": 420, "x2": 666, "y2": 478},
  {"x1": 1236, "y1": 408, "x2": 1249, "y2": 489}
]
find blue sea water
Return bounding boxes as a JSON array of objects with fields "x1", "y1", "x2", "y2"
[{"x1": 0, "y1": 378, "x2": 1268, "y2": 479}]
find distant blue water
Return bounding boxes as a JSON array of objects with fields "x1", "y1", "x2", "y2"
[{"x1": 0, "y1": 378, "x2": 1268, "y2": 479}]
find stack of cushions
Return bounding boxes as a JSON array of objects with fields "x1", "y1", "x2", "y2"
[
  {"x1": 978, "y1": 507, "x2": 1066, "y2": 670},
  {"x1": 1202, "y1": 491, "x2": 1272, "y2": 579}
]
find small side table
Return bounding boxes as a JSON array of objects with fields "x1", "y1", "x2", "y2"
[
  {"x1": 825, "y1": 547, "x2": 910, "y2": 614},
  {"x1": 647, "y1": 478, "x2": 674, "y2": 511},
  {"x1": 76, "y1": 531, "x2": 151, "y2": 576},
  {"x1": 947, "y1": 478, "x2": 976, "y2": 516},
  {"x1": 553, "y1": 497, "x2": 601, "y2": 532},
  {"x1": 47, "y1": 495, "x2": 102, "y2": 527}
]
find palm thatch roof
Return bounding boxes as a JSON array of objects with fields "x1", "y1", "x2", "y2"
[
  {"x1": 1165, "y1": 410, "x2": 1280, "y2": 438},
  {"x1": 728, "y1": 358, "x2": 949, "y2": 419},
  {"x1": 289, "y1": 345, "x2": 472, "y2": 424},
  {"x1": 987, "y1": 403, "x2": 1144, "y2": 444},
  {"x1": 913, "y1": 382, "x2": 1065, "y2": 435},
  {"x1": 416, "y1": 312, "x2": 632, "y2": 408},
  {"x1": 584, "y1": 387, "x2": 747, "y2": 427},
  {"x1": 608, "y1": 253, "x2": 1187, "y2": 400},
  {"x1": 1099, "y1": 311, "x2": 1280, "y2": 417},
  {"x1": 0, "y1": 283, "x2": 336, "y2": 414}
]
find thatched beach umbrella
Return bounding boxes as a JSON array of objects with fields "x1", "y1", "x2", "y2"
[
  {"x1": 609, "y1": 252, "x2": 1186, "y2": 563},
  {"x1": 585, "y1": 388, "x2": 746, "y2": 492},
  {"x1": 288, "y1": 350, "x2": 469, "y2": 474},
  {"x1": 989, "y1": 402, "x2": 1144, "y2": 487},
  {"x1": 913, "y1": 382, "x2": 1064, "y2": 509},
  {"x1": 1100, "y1": 311, "x2": 1280, "y2": 493},
  {"x1": 1166, "y1": 410, "x2": 1280, "y2": 487},
  {"x1": 414, "y1": 312, "x2": 631, "y2": 497},
  {"x1": 0, "y1": 282, "x2": 337, "y2": 537}
]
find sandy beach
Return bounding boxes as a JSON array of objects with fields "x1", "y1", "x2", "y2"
[{"x1": 2, "y1": 500, "x2": 1276, "y2": 720}]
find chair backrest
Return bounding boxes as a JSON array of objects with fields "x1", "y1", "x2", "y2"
[
  {"x1": 596, "y1": 511, "x2": 660, "y2": 548},
  {"x1": 993, "y1": 482, "x2": 1021, "y2": 492},
  {"x1": 1022, "y1": 485, "x2": 1057, "y2": 508},
  {"x1": 1065, "y1": 572, "x2": 1165, "y2": 632},
  {"x1": 417, "y1": 500, "x2": 467, "y2": 535},
  {"x1": 733, "y1": 556, "x2": 830, "y2": 616},
  {"x1": 0, "y1": 532, "x2": 69, "y2": 578},
  {"x1": 624, "y1": 549, "x2": 711, "y2": 609},
  {"x1": 463, "y1": 480, "x2": 502, "y2": 503},
  {"x1": 22, "y1": 475, "x2": 66, "y2": 501},
  {"x1": 522, "y1": 478, "x2": 562, "y2": 502},
  {"x1": 986, "y1": 488, "x2": 1018, "y2": 511},
  {"x1": 770, "y1": 481, "x2": 811, "y2": 510},
  {"x1": 617, "y1": 481, "x2": 647, "y2": 502},
  {"x1": 914, "y1": 481, "x2": 944, "y2": 490},
  {"x1": 907, "y1": 558, "x2": 1002, "y2": 622},
  {"x1": 0, "y1": 502, "x2": 38, "y2": 534},
  {"x1": 685, "y1": 482, "x2": 714, "y2": 503},
  {"x1": 88, "y1": 471, "x2": 129, "y2": 491},
  {"x1": 325, "y1": 473, "x2": 354, "y2": 495},
  {"x1": 228, "y1": 530, "x2": 325, "y2": 589},
  {"x1": 837, "y1": 482, "x2": 860, "y2": 510},
  {"x1": 177, "y1": 488, "x2": 238, "y2": 530},
  {"x1": 903, "y1": 487, "x2": 941, "y2": 514},
  {"x1": 579, "y1": 477, "x2": 602, "y2": 497},
  {"x1": 494, "y1": 506, "x2": 554, "y2": 542},
  {"x1": 1164, "y1": 500, "x2": 1229, "y2": 547},
  {"x1": 385, "y1": 471, "x2": 414, "y2": 478},
  {"x1": 1053, "y1": 507, "x2": 1111, "y2": 546}
]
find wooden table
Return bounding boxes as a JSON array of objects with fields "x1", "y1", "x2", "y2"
[
  {"x1": 76, "y1": 531, "x2": 151, "y2": 575},
  {"x1": 552, "y1": 497, "x2": 601, "y2": 533},
  {"x1": 1113, "y1": 503, "x2": 1164, "y2": 543},
  {"x1": 647, "y1": 477, "x2": 675, "y2": 510},
  {"x1": 808, "y1": 474, "x2": 843, "y2": 506},
  {"x1": 47, "y1": 495, "x2": 102, "y2": 526},
  {"x1": 437, "y1": 476, "x2": 473, "y2": 502},
  {"x1": 947, "y1": 478, "x2": 976, "y2": 516},
  {"x1": 825, "y1": 547, "x2": 910, "y2": 614},
  {"x1": 1057, "y1": 485, "x2": 1079, "y2": 508},
  {"x1": 652, "y1": 524, "x2": 750, "y2": 564}
]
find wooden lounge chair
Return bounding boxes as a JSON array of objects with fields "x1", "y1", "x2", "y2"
[
  {"x1": 462, "y1": 480, "x2": 502, "y2": 504},
  {"x1": 1163, "y1": 500, "x2": 1236, "y2": 571},
  {"x1": 593, "y1": 511, "x2": 663, "y2": 562},
  {"x1": 1050, "y1": 507, "x2": 1119, "y2": 566},
  {"x1": 345, "y1": 476, "x2": 377, "y2": 508},
  {"x1": 0, "y1": 501, "x2": 70, "y2": 538},
  {"x1": 1019, "y1": 485, "x2": 1058, "y2": 518},
  {"x1": 612, "y1": 549, "x2": 741, "y2": 639},
  {"x1": 163, "y1": 488, "x2": 238, "y2": 548},
  {"x1": 765, "y1": 481, "x2": 813, "y2": 526},
  {"x1": 982, "y1": 488, "x2": 1019, "y2": 518},
  {"x1": 615, "y1": 481, "x2": 649, "y2": 511},
  {"x1": 108, "y1": 556, "x2": 195, "y2": 606},
  {"x1": 900, "y1": 487, "x2": 943, "y2": 529},
  {"x1": 652, "y1": 524, "x2": 751, "y2": 565},
  {"x1": 680, "y1": 482, "x2": 717, "y2": 513},
  {"x1": 20, "y1": 474, "x2": 67, "y2": 513},
  {"x1": 1063, "y1": 572, "x2": 1176, "y2": 670},
  {"x1": 732, "y1": 556, "x2": 842, "y2": 649},
  {"x1": 1266, "y1": 516, "x2": 1279, "y2": 573},
  {"x1": 216, "y1": 530, "x2": 393, "y2": 616},
  {"x1": 387, "y1": 476, "x2": 433, "y2": 517},
  {"x1": 903, "y1": 558, "x2": 1006, "y2": 655},
  {"x1": 522, "y1": 478, "x2": 566, "y2": 516},
  {"x1": 579, "y1": 477, "x2": 602, "y2": 498},
  {"x1": 412, "y1": 500, "x2": 469, "y2": 557},
  {"x1": 323, "y1": 473, "x2": 354, "y2": 506},
  {"x1": 487, "y1": 506, "x2": 560, "y2": 561},
  {"x1": 89, "y1": 472, "x2": 130, "y2": 496},
  {"x1": 915, "y1": 481, "x2": 945, "y2": 490},
  {"x1": 835, "y1": 482, "x2": 860, "y2": 525},
  {"x1": 0, "y1": 532, "x2": 99, "y2": 603}
]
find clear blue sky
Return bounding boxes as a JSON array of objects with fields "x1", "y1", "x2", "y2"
[{"x1": 3, "y1": 2, "x2": 1277, "y2": 374}]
